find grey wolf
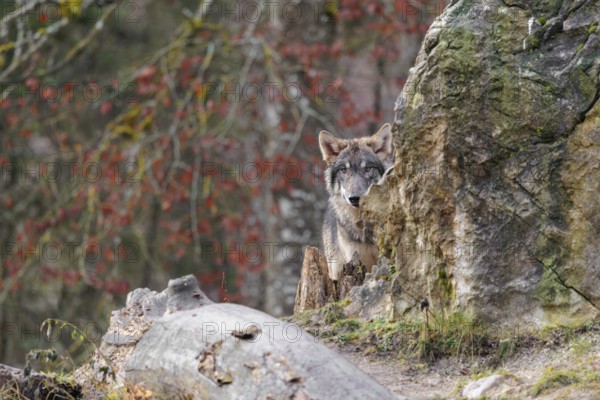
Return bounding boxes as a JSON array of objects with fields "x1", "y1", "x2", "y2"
[{"x1": 319, "y1": 124, "x2": 393, "y2": 281}]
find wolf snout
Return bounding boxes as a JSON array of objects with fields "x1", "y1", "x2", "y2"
[{"x1": 348, "y1": 196, "x2": 360, "y2": 207}]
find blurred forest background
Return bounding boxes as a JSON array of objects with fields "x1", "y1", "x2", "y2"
[{"x1": 0, "y1": 0, "x2": 442, "y2": 366}]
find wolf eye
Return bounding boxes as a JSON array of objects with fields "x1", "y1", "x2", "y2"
[
  {"x1": 340, "y1": 167, "x2": 348, "y2": 174},
  {"x1": 365, "y1": 166, "x2": 372, "y2": 172}
]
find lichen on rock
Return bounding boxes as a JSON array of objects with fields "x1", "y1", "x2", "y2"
[{"x1": 362, "y1": 0, "x2": 600, "y2": 327}]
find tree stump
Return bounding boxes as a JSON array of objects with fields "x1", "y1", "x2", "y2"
[
  {"x1": 294, "y1": 246, "x2": 335, "y2": 313},
  {"x1": 295, "y1": 247, "x2": 367, "y2": 313}
]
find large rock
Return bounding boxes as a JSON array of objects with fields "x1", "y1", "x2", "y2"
[
  {"x1": 364, "y1": 0, "x2": 600, "y2": 326},
  {"x1": 78, "y1": 275, "x2": 399, "y2": 399}
]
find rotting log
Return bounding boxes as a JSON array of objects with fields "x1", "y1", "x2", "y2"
[{"x1": 76, "y1": 275, "x2": 402, "y2": 400}]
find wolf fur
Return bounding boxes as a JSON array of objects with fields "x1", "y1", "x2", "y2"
[{"x1": 319, "y1": 123, "x2": 394, "y2": 280}]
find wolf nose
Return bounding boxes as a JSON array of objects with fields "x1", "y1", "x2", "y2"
[{"x1": 348, "y1": 197, "x2": 360, "y2": 207}]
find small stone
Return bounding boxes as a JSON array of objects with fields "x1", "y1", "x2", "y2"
[{"x1": 462, "y1": 374, "x2": 506, "y2": 399}]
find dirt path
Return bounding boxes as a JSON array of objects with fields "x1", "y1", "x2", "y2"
[{"x1": 328, "y1": 327, "x2": 600, "y2": 399}]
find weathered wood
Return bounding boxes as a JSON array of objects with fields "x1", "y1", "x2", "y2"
[
  {"x1": 295, "y1": 247, "x2": 370, "y2": 313},
  {"x1": 77, "y1": 275, "x2": 400, "y2": 400},
  {"x1": 294, "y1": 246, "x2": 335, "y2": 313}
]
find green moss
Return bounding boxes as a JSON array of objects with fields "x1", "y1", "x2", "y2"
[
  {"x1": 581, "y1": 370, "x2": 600, "y2": 385},
  {"x1": 533, "y1": 231, "x2": 573, "y2": 312},
  {"x1": 288, "y1": 309, "x2": 313, "y2": 326},
  {"x1": 532, "y1": 368, "x2": 579, "y2": 396},
  {"x1": 498, "y1": 338, "x2": 518, "y2": 360},
  {"x1": 441, "y1": 27, "x2": 480, "y2": 75},
  {"x1": 321, "y1": 301, "x2": 347, "y2": 324},
  {"x1": 530, "y1": 36, "x2": 540, "y2": 49},
  {"x1": 571, "y1": 337, "x2": 593, "y2": 356},
  {"x1": 530, "y1": 367, "x2": 600, "y2": 397},
  {"x1": 535, "y1": 262, "x2": 571, "y2": 306},
  {"x1": 437, "y1": 264, "x2": 454, "y2": 298},
  {"x1": 288, "y1": 299, "x2": 353, "y2": 332},
  {"x1": 332, "y1": 318, "x2": 361, "y2": 331},
  {"x1": 469, "y1": 368, "x2": 511, "y2": 382},
  {"x1": 378, "y1": 234, "x2": 387, "y2": 257},
  {"x1": 330, "y1": 318, "x2": 362, "y2": 343},
  {"x1": 313, "y1": 311, "x2": 495, "y2": 362},
  {"x1": 538, "y1": 17, "x2": 547, "y2": 25},
  {"x1": 340, "y1": 297, "x2": 352, "y2": 307},
  {"x1": 0, "y1": 370, "x2": 83, "y2": 399}
]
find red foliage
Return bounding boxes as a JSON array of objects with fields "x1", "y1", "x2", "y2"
[{"x1": 0, "y1": 0, "x2": 441, "y2": 306}]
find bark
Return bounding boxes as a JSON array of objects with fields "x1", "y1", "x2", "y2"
[
  {"x1": 294, "y1": 246, "x2": 335, "y2": 313},
  {"x1": 294, "y1": 247, "x2": 369, "y2": 314}
]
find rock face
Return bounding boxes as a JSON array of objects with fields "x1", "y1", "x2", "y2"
[
  {"x1": 343, "y1": 259, "x2": 402, "y2": 322},
  {"x1": 365, "y1": 0, "x2": 600, "y2": 326},
  {"x1": 80, "y1": 275, "x2": 398, "y2": 399}
]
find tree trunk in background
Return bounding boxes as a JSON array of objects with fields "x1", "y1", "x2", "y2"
[
  {"x1": 367, "y1": 0, "x2": 600, "y2": 326},
  {"x1": 259, "y1": 0, "x2": 323, "y2": 316}
]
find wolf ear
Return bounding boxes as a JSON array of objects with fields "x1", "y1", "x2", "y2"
[
  {"x1": 368, "y1": 123, "x2": 393, "y2": 161},
  {"x1": 319, "y1": 131, "x2": 347, "y2": 164}
]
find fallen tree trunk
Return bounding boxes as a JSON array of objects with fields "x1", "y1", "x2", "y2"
[{"x1": 76, "y1": 275, "x2": 401, "y2": 400}]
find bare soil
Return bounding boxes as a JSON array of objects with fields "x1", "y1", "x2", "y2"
[{"x1": 327, "y1": 326, "x2": 600, "y2": 399}]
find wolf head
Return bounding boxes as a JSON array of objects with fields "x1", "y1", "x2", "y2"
[{"x1": 319, "y1": 124, "x2": 393, "y2": 208}]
